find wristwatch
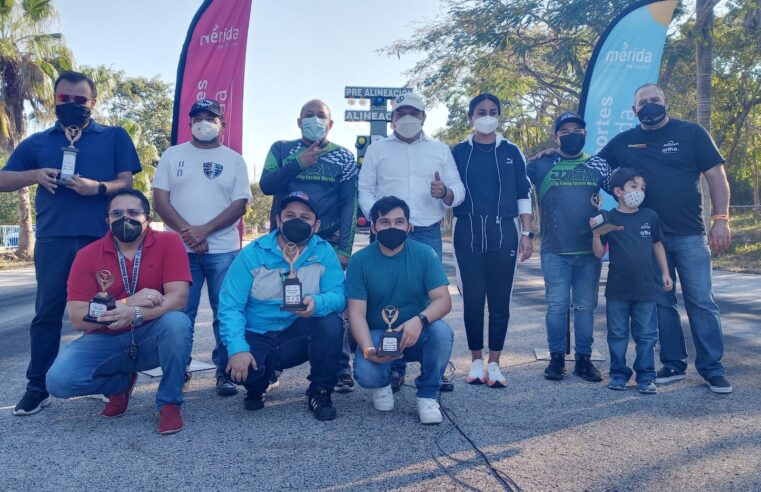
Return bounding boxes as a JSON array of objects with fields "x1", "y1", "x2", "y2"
[
  {"x1": 363, "y1": 346, "x2": 376, "y2": 359},
  {"x1": 97, "y1": 182, "x2": 107, "y2": 195},
  {"x1": 521, "y1": 231, "x2": 535, "y2": 239},
  {"x1": 131, "y1": 306, "x2": 144, "y2": 327},
  {"x1": 416, "y1": 313, "x2": 430, "y2": 328}
]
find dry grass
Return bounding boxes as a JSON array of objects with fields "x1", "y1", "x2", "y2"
[{"x1": 713, "y1": 211, "x2": 761, "y2": 274}]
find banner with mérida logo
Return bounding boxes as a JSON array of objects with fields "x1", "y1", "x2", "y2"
[
  {"x1": 171, "y1": 0, "x2": 253, "y2": 153},
  {"x1": 579, "y1": 0, "x2": 677, "y2": 156}
]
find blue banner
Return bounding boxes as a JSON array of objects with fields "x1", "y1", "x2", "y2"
[{"x1": 579, "y1": 0, "x2": 677, "y2": 179}]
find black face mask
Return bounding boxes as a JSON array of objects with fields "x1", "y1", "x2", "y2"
[
  {"x1": 111, "y1": 217, "x2": 143, "y2": 243},
  {"x1": 376, "y1": 227, "x2": 408, "y2": 250},
  {"x1": 559, "y1": 133, "x2": 586, "y2": 156},
  {"x1": 56, "y1": 102, "x2": 91, "y2": 128},
  {"x1": 636, "y1": 103, "x2": 667, "y2": 126},
  {"x1": 281, "y1": 218, "x2": 313, "y2": 245}
]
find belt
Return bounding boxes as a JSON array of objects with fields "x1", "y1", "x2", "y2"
[{"x1": 411, "y1": 221, "x2": 441, "y2": 232}]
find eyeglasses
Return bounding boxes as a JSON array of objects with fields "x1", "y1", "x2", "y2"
[
  {"x1": 55, "y1": 93, "x2": 94, "y2": 105},
  {"x1": 108, "y1": 209, "x2": 146, "y2": 219}
]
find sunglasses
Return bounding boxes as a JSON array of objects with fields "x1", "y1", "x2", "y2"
[
  {"x1": 108, "y1": 209, "x2": 146, "y2": 219},
  {"x1": 55, "y1": 93, "x2": 94, "y2": 105}
]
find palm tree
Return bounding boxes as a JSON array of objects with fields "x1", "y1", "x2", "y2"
[
  {"x1": 0, "y1": 0, "x2": 74, "y2": 258},
  {"x1": 695, "y1": 0, "x2": 719, "y2": 230}
]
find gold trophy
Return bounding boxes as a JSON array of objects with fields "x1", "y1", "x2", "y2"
[
  {"x1": 589, "y1": 193, "x2": 619, "y2": 234},
  {"x1": 377, "y1": 305, "x2": 402, "y2": 356},
  {"x1": 280, "y1": 242, "x2": 307, "y2": 311},
  {"x1": 84, "y1": 270, "x2": 116, "y2": 323}
]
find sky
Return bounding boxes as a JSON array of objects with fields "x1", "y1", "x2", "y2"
[{"x1": 54, "y1": 0, "x2": 450, "y2": 180}]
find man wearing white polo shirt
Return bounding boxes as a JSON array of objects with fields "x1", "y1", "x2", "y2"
[
  {"x1": 358, "y1": 92, "x2": 464, "y2": 392},
  {"x1": 358, "y1": 93, "x2": 465, "y2": 259},
  {"x1": 153, "y1": 99, "x2": 252, "y2": 397}
]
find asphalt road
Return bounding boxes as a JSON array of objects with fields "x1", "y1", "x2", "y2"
[{"x1": 1, "y1": 235, "x2": 760, "y2": 491}]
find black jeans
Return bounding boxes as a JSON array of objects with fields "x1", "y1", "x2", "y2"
[
  {"x1": 28, "y1": 236, "x2": 98, "y2": 392},
  {"x1": 237, "y1": 313, "x2": 343, "y2": 396}
]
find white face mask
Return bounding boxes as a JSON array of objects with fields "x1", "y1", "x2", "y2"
[
  {"x1": 623, "y1": 190, "x2": 645, "y2": 208},
  {"x1": 473, "y1": 115, "x2": 499, "y2": 135},
  {"x1": 192, "y1": 120, "x2": 220, "y2": 142},
  {"x1": 393, "y1": 115, "x2": 423, "y2": 139}
]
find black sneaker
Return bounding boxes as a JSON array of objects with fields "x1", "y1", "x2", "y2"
[
  {"x1": 440, "y1": 374, "x2": 454, "y2": 392},
  {"x1": 13, "y1": 389, "x2": 52, "y2": 416},
  {"x1": 243, "y1": 392, "x2": 265, "y2": 411},
  {"x1": 391, "y1": 373, "x2": 405, "y2": 393},
  {"x1": 655, "y1": 367, "x2": 687, "y2": 384},
  {"x1": 573, "y1": 355, "x2": 603, "y2": 382},
  {"x1": 544, "y1": 352, "x2": 566, "y2": 380},
  {"x1": 707, "y1": 375, "x2": 733, "y2": 394},
  {"x1": 334, "y1": 373, "x2": 355, "y2": 393},
  {"x1": 307, "y1": 387, "x2": 337, "y2": 421},
  {"x1": 216, "y1": 375, "x2": 238, "y2": 397}
]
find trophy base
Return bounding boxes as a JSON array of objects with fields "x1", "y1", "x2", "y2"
[
  {"x1": 377, "y1": 332, "x2": 402, "y2": 357},
  {"x1": 83, "y1": 315, "x2": 112, "y2": 325},
  {"x1": 280, "y1": 303, "x2": 308, "y2": 312}
]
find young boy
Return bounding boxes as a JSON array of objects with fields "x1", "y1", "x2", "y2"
[{"x1": 591, "y1": 168, "x2": 673, "y2": 394}]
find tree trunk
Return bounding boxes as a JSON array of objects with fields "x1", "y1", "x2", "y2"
[
  {"x1": 696, "y1": 0, "x2": 716, "y2": 231},
  {"x1": 16, "y1": 187, "x2": 34, "y2": 259}
]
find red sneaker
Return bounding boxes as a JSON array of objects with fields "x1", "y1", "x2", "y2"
[
  {"x1": 158, "y1": 404, "x2": 183, "y2": 435},
  {"x1": 101, "y1": 373, "x2": 138, "y2": 418}
]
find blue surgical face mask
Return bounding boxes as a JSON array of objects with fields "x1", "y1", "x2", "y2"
[{"x1": 301, "y1": 116, "x2": 328, "y2": 142}]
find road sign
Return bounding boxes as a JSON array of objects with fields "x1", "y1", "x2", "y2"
[
  {"x1": 344, "y1": 110, "x2": 392, "y2": 122},
  {"x1": 344, "y1": 86, "x2": 413, "y2": 99}
]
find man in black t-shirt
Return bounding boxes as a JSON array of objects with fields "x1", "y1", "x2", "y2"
[{"x1": 598, "y1": 83, "x2": 733, "y2": 394}]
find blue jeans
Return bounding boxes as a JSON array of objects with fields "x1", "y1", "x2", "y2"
[
  {"x1": 234, "y1": 314, "x2": 343, "y2": 396},
  {"x1": 606, "y1": 299, "x2": 657, "y2": 383},
  {"x1": 654, "y1": 234, "x2": 724, "y2": 378},
  {"x1": 27, "y1": 235, "x2": 98, "y2": 393},
  {"x1": 410, "y1": 224, "x2": 443, "y2": 260},
  {"x1": 540, "y1": 253, "x2": 602, "y2": 355},
  {"x1": 353, "y1": 320, "x2": 454, "y2": 398},
  {"x1": 185, "y1": 251, "x2": 238, "y2": 378},
  {"x1": 46, "y1": 311, "x2": 193, "y2": 410}
]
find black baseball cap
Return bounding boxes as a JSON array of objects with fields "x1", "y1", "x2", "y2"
[
  {"x1": 280, "y1": 191, "x2": 317, "y2": 216},
  {"x1": 189, "y1": 99, "x2": 223, "y2": 118},
  {"x1": 554, "y1": 111, "x2": 586, "y2": 132}
]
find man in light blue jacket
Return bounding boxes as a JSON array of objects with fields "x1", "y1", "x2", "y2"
[{"x1": 219, "y1": 192, "x2": 346, "y2": 421}]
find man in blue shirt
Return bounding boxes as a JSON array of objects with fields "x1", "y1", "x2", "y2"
[
  {"x1": 0, "y1": 71, "x2": 141, "y2": 416},
  {"x1": 219, "y1": 192, "x2": 346, "y2": 421}
]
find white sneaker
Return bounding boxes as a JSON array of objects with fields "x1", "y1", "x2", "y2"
[
  {"x1": 372, "y1": 385, "x2": 394, "y2": 411},
  {"x1": 467, "y1": 359, "x2": 486, "y2": 384},
  {"x1": 486, "y1": 362, "x2": 506, "y2": 388},
  {"x1": 417, "y1": 397, "x2": 443, "y2": 424}
]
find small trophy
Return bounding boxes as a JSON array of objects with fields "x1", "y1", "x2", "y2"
[
  {"x1": 58, "y1": 125, "x2": 82, "y2": 185},
  {"x1": 377, "y1": 305, "x2": 402, "y2": 357},
  {"x1": 589, "y1": 193, "x2": 620, "y2": 235},
  {"x1": 280, "y1": 242, "x2": 307, "y2": 311},
  {"x1": 84, "y1": 270, "x2": 117, "y2": 324}
]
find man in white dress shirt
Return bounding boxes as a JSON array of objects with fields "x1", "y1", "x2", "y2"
[
  {"x1": 358, "y1": 92, "x2": 464, "y2": 392},
  {"x1": 358, "y1": 93, "x2": 465, "y2": 259}
]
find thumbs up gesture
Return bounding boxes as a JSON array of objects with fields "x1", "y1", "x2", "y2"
[{"x1": 430, "y1": 171, "x2": 447, "y2": 199}]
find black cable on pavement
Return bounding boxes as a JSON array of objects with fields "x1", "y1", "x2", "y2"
[{"x1": 405, "y1": 360, "x2": 526, "y2": 492}]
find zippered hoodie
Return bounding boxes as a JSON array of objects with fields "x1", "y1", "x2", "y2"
[
  {"x1": 219, "y1": 230, "x2": 346, "y2": 357},
  {"x1": 451, "y1": 134, "x2": 532, "y2": 220}
]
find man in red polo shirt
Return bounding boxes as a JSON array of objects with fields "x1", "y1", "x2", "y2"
[{"x1": 46, "y1": 189, "x2": 193, "y2": 435}]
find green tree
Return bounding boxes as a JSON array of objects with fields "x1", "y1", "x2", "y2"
[
  {"x1": 0, "y1": 0, "x2": 73, "y2": 258},
  {"x1": 81, "y1": 65, "x2": 173, "y2": 193},
  {"x1": 244, "y1": 182, "x2": 271, "y2": 232}
]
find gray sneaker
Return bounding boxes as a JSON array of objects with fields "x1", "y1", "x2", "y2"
[{"x1": 637, "y1": 381, "x2": 657, "y2": 394}]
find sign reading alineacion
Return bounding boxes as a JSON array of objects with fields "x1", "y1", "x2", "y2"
[
  {"x1": 344, "y1": 86, "x2": 413, "y2": 99},
  {"x1": 344, "y1": 110, "x2": 392, "y2": 122}
]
